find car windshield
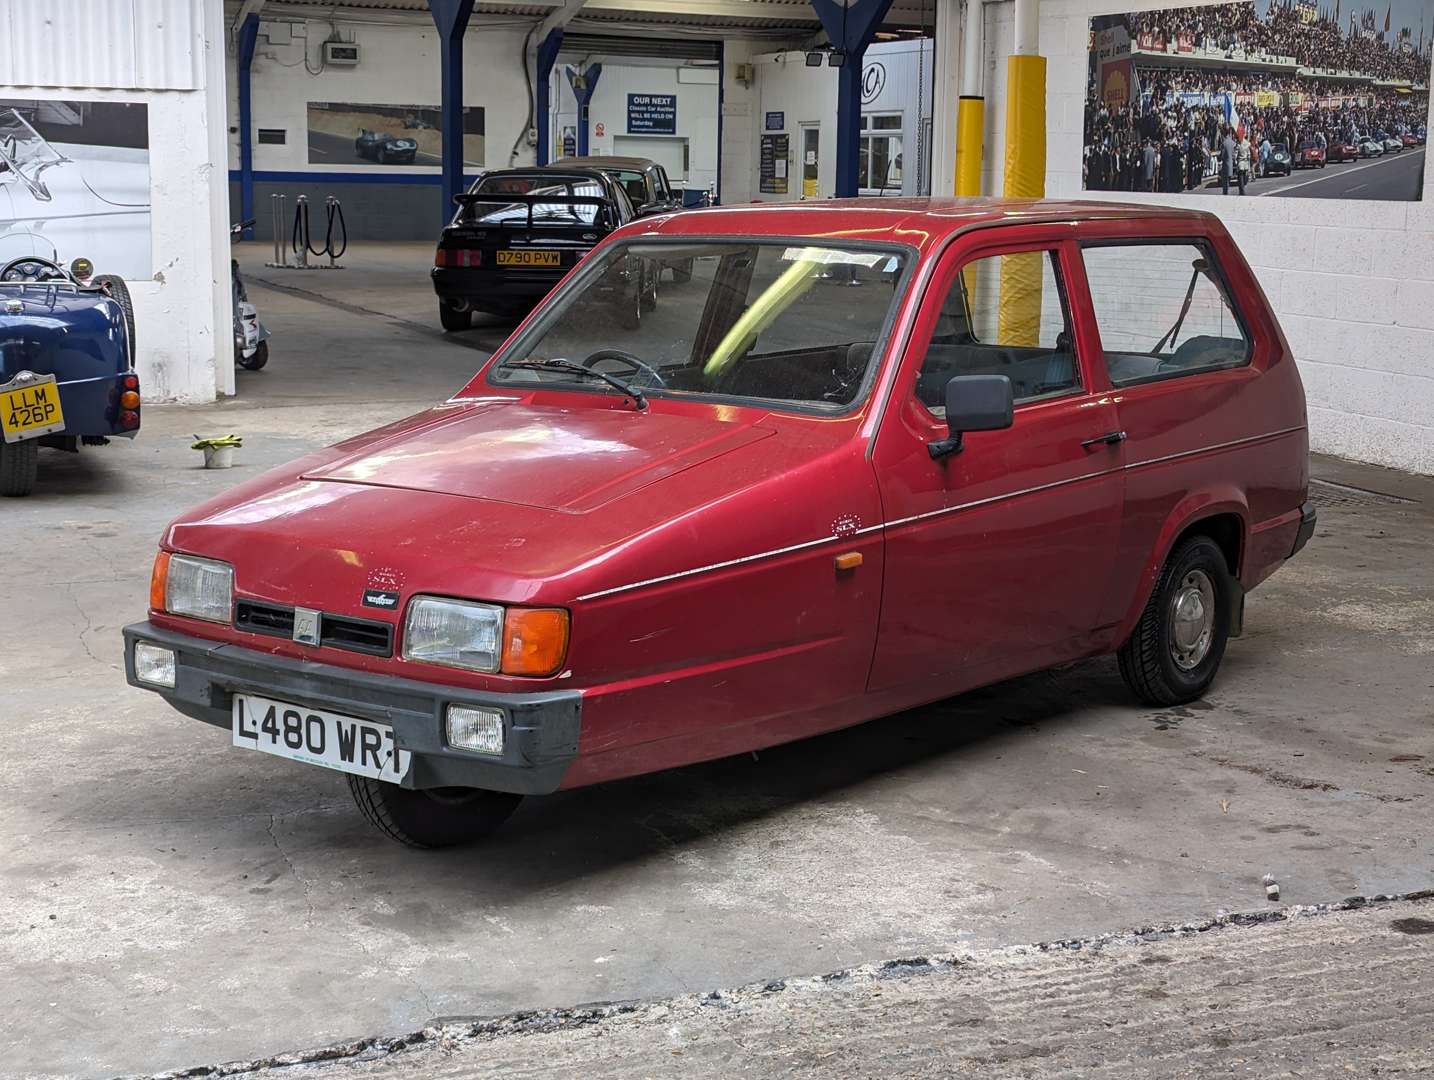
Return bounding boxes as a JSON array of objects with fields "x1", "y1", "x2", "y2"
[
  {"x1": 488, "y1": 240, "x2": 909, "y2": 412},
  {"x1": 0, "y1": 109, "x2": 65, "y2": 198},
  {"x1": 1272, "y1": 144, "x2": 1288, "y2": 153},
  {"x1": 458, "y1": 175, "x2": 609, "y2": 226}
]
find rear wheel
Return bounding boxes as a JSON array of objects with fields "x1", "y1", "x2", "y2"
[
  {"x1": 439, "y1": 303, "x2": 472, "y2": 332},
  {"x1": 94, "y1": 274, "x2": 136, "y2": 364},
  {"x1": 0, "y1": 440, "x2": 39, "y2": 497},
  {"x1": 347, "y1": 776, "x2": 522, "y2": 848},
  {"x1": 1118, "y1": 535, "x2": 1233, "y2": 707}
]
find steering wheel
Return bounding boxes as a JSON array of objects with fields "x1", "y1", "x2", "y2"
[
  {"x1": 581, "y1": 348, "x2": 667, "y2": 388},
  {"x1": 1, "y1": 256, "x2": 68, "y2": 283}
]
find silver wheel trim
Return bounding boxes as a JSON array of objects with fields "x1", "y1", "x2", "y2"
[{"x1": 1169, "y1": 568, "x2": 1216, "y2": 670}]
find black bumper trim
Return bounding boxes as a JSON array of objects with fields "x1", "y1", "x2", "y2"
[
  {"x1": 1291, "y1": 499, "x2": 1317, "y2": 558},
  {"x1": 123, "y1": 621, "x2": 579, "y2": 795}
]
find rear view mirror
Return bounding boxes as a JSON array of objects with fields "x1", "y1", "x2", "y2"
[{"x1": 928, "y1": 374, "x2": 1013, "y2": 459}]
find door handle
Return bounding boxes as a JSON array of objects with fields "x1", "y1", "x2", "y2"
[{"x1": 1081, "y1": 430, "x2": 1127, "y2": 450}]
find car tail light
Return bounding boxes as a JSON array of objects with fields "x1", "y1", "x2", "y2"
[
  {"x1": 434, "y1": 247, "x2": 448, "y2": 267},
  {"x1": 123, "y1": 374, "x2": 138, "y2": 391},
  {"x1": 120, "y1": 390, "x2": 141, "y2": 410},
  {"x1": 120, "y1": 410, "x2": 139, "y2": 430},
  {"x1": 150, "y1": 551, "x2": 171, "y2": 611},
  {"x1": 500, "y1": 607, "x2": 569, "y2": 677},
  {"x1": 458, "y1": 249, "x2": 481, "y2": 267}
]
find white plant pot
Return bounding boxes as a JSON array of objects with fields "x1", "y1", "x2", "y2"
[{"x1": 202, "y1": 445, "x2": 236, "y2": 469}]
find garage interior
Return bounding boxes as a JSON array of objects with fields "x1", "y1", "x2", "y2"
[{"x1": 3, "y1": 0, "x2": 1434, "y2": 1075}]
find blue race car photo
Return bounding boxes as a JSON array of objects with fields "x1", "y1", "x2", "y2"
[
  {"x1": 0, "y1": 255, "x2": 139, "y2": 496},
  {"x1": 353, "y1": 129, "x2": 418, "y2": 165}
]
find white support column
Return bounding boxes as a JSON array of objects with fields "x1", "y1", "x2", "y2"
[
  {"x1": 1012, "y1": 0, "x2": 1039, "y2": 55},
  {"x1": 930, "y1": 0, "x2": 962, "y2": 196}
]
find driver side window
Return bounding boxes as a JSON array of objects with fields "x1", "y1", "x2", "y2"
[
  {"x1": 1081, "y1": 241, "x2": 1250, "y2": 387},
  {"x1": 916, "y1": 248, "x2": 1080, "y2": 416}
]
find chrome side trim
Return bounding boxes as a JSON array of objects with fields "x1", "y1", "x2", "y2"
[
  {"x1": 883, "y1": 465, "x2": 1123, "y2": 531},
  {"x1": 576, "y1": 529, "x2": 880, "y2": 602},
  {"x1": 1123, "y1": 425, "x2": 1304, "y2": 472},
  {"x1": 577, "y1": 426, "x2": 1306, "y2": 603}
]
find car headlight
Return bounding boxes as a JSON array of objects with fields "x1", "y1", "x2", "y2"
[
  {"x1": 153, "y1": 552, "x2": 233, "y2": 623},
  {"x1": 403, "y1": 596, "x2": 569, "y2": 676},
  {"x1": 403, "y1": 596, "x2": 505, "y2": 672}
]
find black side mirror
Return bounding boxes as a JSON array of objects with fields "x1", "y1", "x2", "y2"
[{"x1": 928, "y1": 374, "x2": 1014, "y2": 459}]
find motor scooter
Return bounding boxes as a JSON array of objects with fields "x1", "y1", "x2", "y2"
[{"x1": 231, "y1": 220, "x2": 271, "y2": 371}]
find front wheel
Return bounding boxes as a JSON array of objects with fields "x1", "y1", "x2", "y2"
[
  {"x1": 238, "y1": 339, "x2": 269, "y2": 371},
  {"x1": 347, "y1": 776, "x2": 522, "y2": 848},
  {"x1": 0, "y1": 439, "x2": 39, "y2": 497},
  {"x1": 439, "y1": 303, "x2": 472, "y2": 332},
  {"x1": 1118, "y1": 535, "x2": 1232, "y2": 707}
]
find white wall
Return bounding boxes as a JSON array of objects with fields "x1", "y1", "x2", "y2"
[
  {"x1": 954, "y1": 0, "x2": 1434, "y2": 476},
  {"x1": 549, "y1": 59, "x2": 721, "y2": 193},
  {"x1": 1, "y1": 0, "x2": 232, "y2": 403},
  {"x1": 720, "y1": 40, "x2": 761, "y2": 204},
  {"x1": 230, "y1": 16, "x2": 536, "y2": 175},
  {"x1": 752, "y1": 39, "x2": 935, "y2": 201}
]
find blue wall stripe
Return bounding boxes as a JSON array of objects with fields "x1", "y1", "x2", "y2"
[{"x1": 229, "y1": 170, "x2": 482, "y2": 186}]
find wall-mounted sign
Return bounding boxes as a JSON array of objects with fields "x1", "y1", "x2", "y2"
[
  {"x1": 627, "y1": 93, "x2": 677, "y2": 134},
  {"x1": 560, "y1": 124, "x2": 576, "y2": 158},
  {"x1": 595, "y1": 121, "x2": 606, "y2": 137},
  {"x1": 759, "y1": 133, "x2": 789, "y2": 194},
  {"x1": 765, "y1": 110, "x2": 785, "y2": 131},
  {"x1": 860, "y1": 62, "x2": 886, "y2": 105}
]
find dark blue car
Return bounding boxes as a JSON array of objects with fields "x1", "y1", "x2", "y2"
[{"x1": 0, "y1": 257, "x2": 139, "y2": 496}]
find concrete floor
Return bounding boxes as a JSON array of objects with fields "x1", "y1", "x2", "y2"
[{"x1": 4, "y1": 253, "x2": 1433, "y2": 1078}]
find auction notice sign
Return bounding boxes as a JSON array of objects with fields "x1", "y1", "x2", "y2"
[
  {"x1": 760, "y1": 133, "x2": 789, "y2": 194},
  {"x1": 627, "y1": 94, "x2": 677, "y2": 134}
]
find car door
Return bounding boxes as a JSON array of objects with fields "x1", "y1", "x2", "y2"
[{"x1": 867, "y1": 230, "x2": 1127, "y2": 697}]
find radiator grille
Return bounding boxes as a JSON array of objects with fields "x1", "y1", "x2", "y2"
[{"x1": 235, "y1": 600, "x2": 394, "y2": 657}]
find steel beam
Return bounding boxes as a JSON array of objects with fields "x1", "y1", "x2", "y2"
[
  {"x1": 535, "y1": 28, "x2": 564, "y2": 164},
  {"x1": 810, "y1": 0, "x2": 897, "y2": 197},
  {"x1": 236, "y1": 13, "x2": 260, "y2": 238},
  {"x1": 429, "y1": 0, "x2": 476, "y2": 225},
  {"x1": 566, "y1": 63, "x2": 603, "y2": 156}
]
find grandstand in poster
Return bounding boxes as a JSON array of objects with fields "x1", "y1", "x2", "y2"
[{"x1": 1083, "y1": 0, "x2": 1431, "y2": 200}]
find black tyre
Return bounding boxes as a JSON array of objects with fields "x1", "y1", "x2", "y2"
[
  {"x1": 94, "y1": 274, "x2": 136, "y2": 364},
  {"x1": 1118, "y1": 534, "x2": 1233, "y2": 707},
  {"x1": 346, "y1": 777, "x2": 522, "y2": 848},
  {"x1": 0, "y1": 439, "x2": 39, "y2": 497},
  {"x1": 238, "y1": 339, "x2": 269, "y2": 371},
  {"x1": 439, "y1": 303, "x2": 472, "y2": 332}
]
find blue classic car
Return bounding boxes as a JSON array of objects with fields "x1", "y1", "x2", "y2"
[
  {"x1": 354, "y1": 129, "x2": 418, "y2": 165},
  {"x1": 0, "y1": 256, "x2": 139, "y2": 496}
]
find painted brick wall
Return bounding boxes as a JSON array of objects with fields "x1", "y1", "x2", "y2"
[{"x1": 979, "y1": 0, "x2": 1434, "y2": 475}]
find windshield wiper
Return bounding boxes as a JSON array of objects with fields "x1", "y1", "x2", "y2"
[{"x1": 502, "y1": 359, "x2": 648, "y2": 411}]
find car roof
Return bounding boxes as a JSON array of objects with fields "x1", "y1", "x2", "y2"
[
  {"x1": 553, "y1": 155, "x2": 658, "y2": 171},
  {"x1": 627, "y1": 197, "x2": 1217, "y2": 253}
]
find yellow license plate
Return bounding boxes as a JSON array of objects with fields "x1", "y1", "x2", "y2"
[
  {"x1": 497, "y1": 250, "x2": 562, "y2": 267},
  {"x1": 0, "y1": 375, "x2": 65, "y2": 444}
]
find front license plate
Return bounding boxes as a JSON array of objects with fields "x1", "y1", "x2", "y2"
[
  {"x1": 232, "y1": 694, "x2": 411, "y2": 784},
  {"x1": 497, "y1": 250, "x2": 561, "y2": 267},
  {"x1": 0, "y1": 374, "x2": 65, "y2": 444}
]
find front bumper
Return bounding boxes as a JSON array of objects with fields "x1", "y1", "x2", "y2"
[
  {"x1": 1291, "y1": 500, "x2": 1317, "y2": 557},
  {"x1": 123, "y1": 621, "x2": 580, "y2": 794},
  {"x1": 431, "y1": 266, "x2": 567, "y2": 308}
]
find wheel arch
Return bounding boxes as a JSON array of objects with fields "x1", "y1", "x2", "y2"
[{"x1": 1117, "y1": 493, "x2": 1248, "y2": 646}]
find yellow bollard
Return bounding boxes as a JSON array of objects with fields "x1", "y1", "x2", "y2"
[{"x1": 998, "y1": 53, "x2": 1047, "y2": 347}]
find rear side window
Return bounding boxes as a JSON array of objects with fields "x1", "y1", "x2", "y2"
[{"x1": 1081, "y1": 242, "x2": 1250, "y2": 388}]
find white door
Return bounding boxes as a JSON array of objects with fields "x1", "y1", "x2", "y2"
[{"x1": 613, "y1": 135, "x2": 687, "y2": 183}]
